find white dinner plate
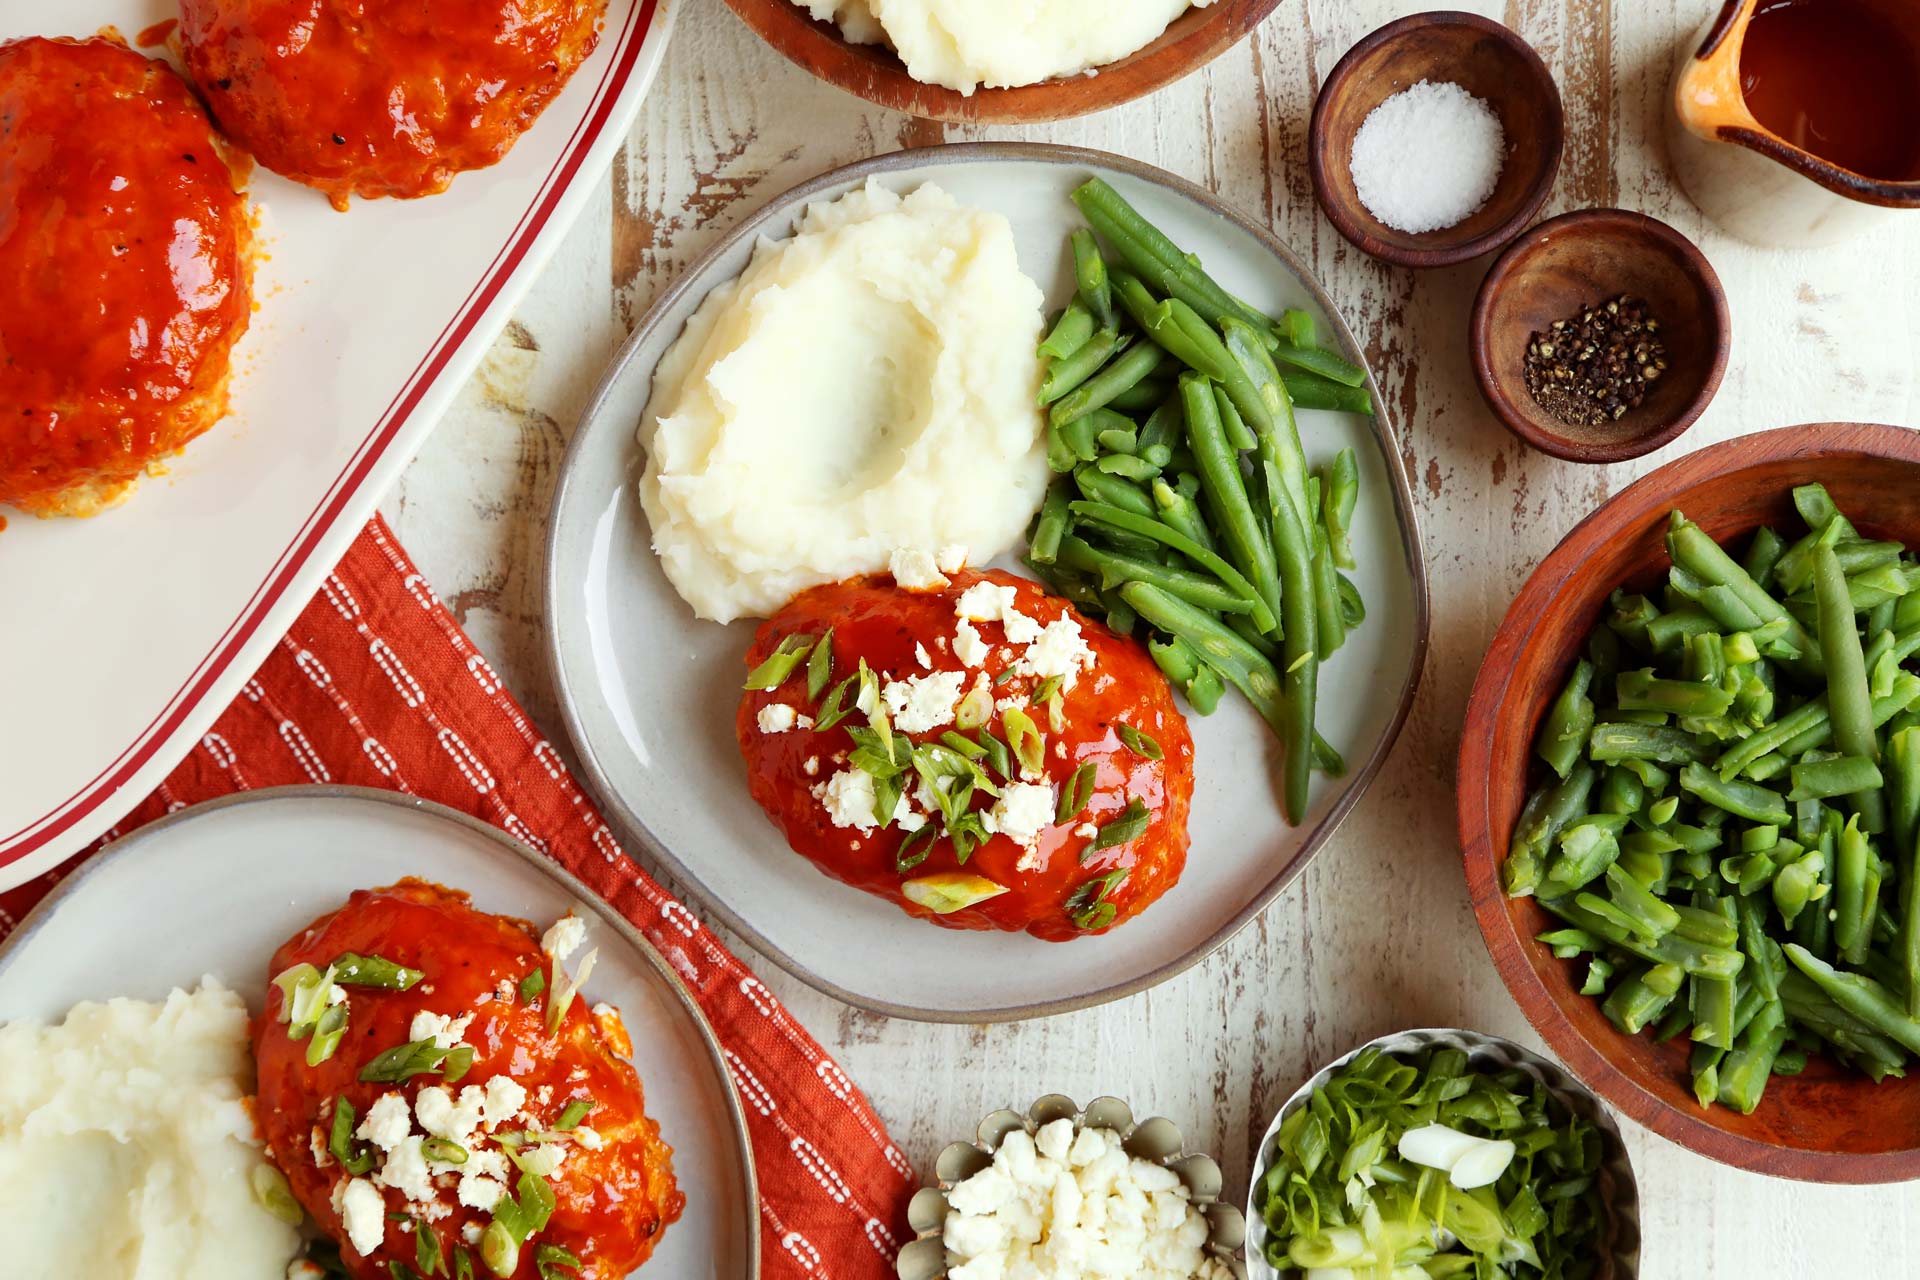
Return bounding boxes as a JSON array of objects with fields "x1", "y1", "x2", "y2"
[
  {"x1": 0, "y1": 0, "x2": 675, "y2": 890},
  {"x1": 0, "y1": 786, "x2": 758, "y2": 1279},
  {"x1": 544, "y1": 144, "x2": 1430, "y2": 1021}
]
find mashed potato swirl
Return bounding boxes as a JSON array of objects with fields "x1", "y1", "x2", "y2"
[
  {"x1": 0, "y1": 980, "x2": 299, "y2": 1278},
  {"x1": 640, "y1": 180, "x2": 1047, "y2": 623},
  {"x1": 793, "y1": 0, "x2": 1216, "y2": 94}
]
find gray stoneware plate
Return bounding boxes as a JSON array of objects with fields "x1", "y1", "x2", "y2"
[
  {"x1": 543, "y1": 142, "x2": 1430, "y2": 1022},
  {"x1": 0, "y1": 786, "x2": 759, "y2": 1280}
]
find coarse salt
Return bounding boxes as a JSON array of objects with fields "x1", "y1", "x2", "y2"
[{"x1": 1348, "y1": 79, "x2": 1504, "y2": 234}]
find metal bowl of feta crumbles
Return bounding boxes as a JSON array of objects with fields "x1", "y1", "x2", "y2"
[
  {"x1": 897, "y1": 1094, "x2": 1247, "y2": 1280},
  {"x1": 1244, "y1": 1027, "x2": 1642, "y2": 1279}
]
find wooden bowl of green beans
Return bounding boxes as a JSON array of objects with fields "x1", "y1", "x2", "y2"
[{"x1": 1459, "y1": 422, "x2": 1920, "y2": 1182}]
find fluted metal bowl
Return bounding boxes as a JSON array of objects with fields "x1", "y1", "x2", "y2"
[{"x1": 898, "y1": 1094, "x2": 1247, "y2": 1280}]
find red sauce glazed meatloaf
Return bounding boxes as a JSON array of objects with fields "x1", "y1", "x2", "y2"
[
  {"x1": 178, "y1": 0, "x2": 606, "y2": 209},
  {"x1": 254, "y1": 881, "x2": 682, "y2": 1280},
  {"x1": 737, "y1": 569, "x2": 1195, "y2": 942},
  {"x1": 0, "y1": 35, "x2": 253, "y2": 517}
]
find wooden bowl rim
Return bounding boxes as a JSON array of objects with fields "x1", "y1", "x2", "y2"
[
  {"x1": 1307, "y1": 10, "x2": 1566, "y2": 269},
  {"x1": 1457, "y1": 421, "x2": 1920, "y2": 1184},
  {"x1": 1469, "y1": 207, "x2": 1732, "y2": 464},
  {"x1": 718, "y1": 0, "x2": 1284, "y2": 124}
]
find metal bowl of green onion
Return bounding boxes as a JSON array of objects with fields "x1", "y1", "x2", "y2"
[{"x1": 1244, "y1": 1027, "x2": 1640, "y2": 1279}]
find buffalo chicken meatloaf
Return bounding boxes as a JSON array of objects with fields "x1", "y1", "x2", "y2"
[
  {"x1": 179, "y1": 0, "x2": 606, "y2": 209},
  {"x1": 255, "y1": 881, "x2": 682, "y2": 1280},
  {"x1": 0, "y1": 35, "x2": 253, "y2": 517},
  {"x1": 737, "y1": 568, "x2": 1195, "y2": 941}
]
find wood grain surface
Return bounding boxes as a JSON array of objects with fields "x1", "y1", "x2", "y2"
[{"x1": 384, "y1": 0, "x2": 1920, "y2": 1272}]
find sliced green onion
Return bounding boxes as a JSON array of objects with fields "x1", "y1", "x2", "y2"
[
  {"x1": 1057, "y1": 761, "x2": 1099, "y2": 824},
  {"x1": 454, "y1": 1247, "x2": 474, "y2": 1280},
  {"x1": 807, "y1": 628, "x2": 835, "y2": 700},
  {"x1": 535, "y1": 1244, "x2": 584, "y2": 1280},
  {"x1": 954, "y1": 680, "x2": 994, "y2": 730},
  {"x1": 358, "y1": 1037, "x2": 455, "y2": 1084},
  {"x1": 271, "y1": 962, "x2": 322, "y2": 1025},
  {"x1": 978, "y1": 729, "x2": 1013, "y2": 782},
  {"x1": 518, "y1": 968, "x2": 546, "y2": 1003},
  {"x1": 331, "y1": 952, "x2": 424, "y2": 991},
  {"x1": 251, "y1": 1163, "x2": 303, "y2": 1224},
  {"x1": 1115, "y1": 724, "x2": 1163, "y2": 760},
  {"x1": 416, "y1": 1220, "x2": 447, "y2": 1277},
  {"x1": 1064, "y1": 868, "x2": 1128, "y2": 931},
  {"x1": 1028, "y1": 675, "x2": 1063, "y2": 707},
  {"x1": 743, "y1": 634, "x2": 814, "y2": 691},
  {"x1": 555, "y1": 1099, "x2": 595, "y2": 1131},
  {"x1": 1002, "y1": 707, "x2": 1046, "y2": 777},
  {"x1": 442, "y1": 1045, "x2": 475, "y2": 1084},
  {"x1": 546, "y1": 948, "x2": 599, "y2": 1037},
  {"x1": 330, "y1": 1095, "x2": 376, "y2": 1175},
  {"x1": 479, "y1": 1221, "x2": 519, "y2": 1279},
  {"x1": 1090, "y1": 797, "x2": 1150, "y2": 853},
  {"x1": 895, "y1": 823, "x2": 938, "y2": 872},
  {"x1": 422, "y1": 1137, "x2": 469, "y2": 1166},
  {"x1": 939, "y1": 731, "x2": 986, "y2": 759},
  {"x1": 813, "y1": 674, "x2": 858, "y2": 731},
  {"x1": 306, "y1": 1003, "x2": 348, "y2": 1067}
]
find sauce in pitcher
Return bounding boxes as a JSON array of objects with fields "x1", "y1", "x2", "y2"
[{"x1": 1740, "y1": 0, "x2": 1920, "y2": 180}]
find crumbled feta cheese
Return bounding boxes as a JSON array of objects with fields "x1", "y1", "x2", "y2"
[
  {"x1": 326, "y1": 984, "x2": 349, "y2": 1006},
  {"x1": 1074, "y1": 822, "x2": 1098, "y2": 839},
  {"x1": 803, "y1": 756, "x2": 820, "y2": 776},
  {"x1": 457, "y1": 1173, "x2": 508, "y2": 1212},
  {"x1": 882, "y1": 669, "x2": 967, "y2": 734},
  {"x1": 415, "y1": 1085, "x2": 484, "y2": 1143},
  {"x1": 757, "y1": 703, "x2": 798, "y2": 733},
  {"x1": 915, "y1": 641, "x2": 933, "y2": 669},
  {"x1": 377, "y1": 1136, "x2": 437, "y2": 1204},
  {"x1": 542, "y1": 914, "x2": 586, "y2": 962},
  {"x1": 1016, "y1": 617, "x2": 1097, "y2": 688},
  {"x1": 409, "y1": 1010, "x2": 474, "y2": 1050},
  {"x1": 358, "y1": 1092, "x2": 413, "y2": 1153},
  {"x1": 990, "y1": 783, "x2": 1055, "y2": 852},
  {"x1": 953, "y1": 619, "x2": 991, "y2": 667},
  {"x1": 310, "y1": 1128, "x2": 332, "y2": 1168},
  {"x1": 462, "y1": 1222, "x2": 484, "y2": 1246},
  {"x1": 796, "y1": 714, "x2": 814, "y2": 729},
  {"x1": 814, "y1": 768, "x2": 881, "y2": 832},
  {"x1": 956, "y1": 581, "x2": 1018, "y2": 623},
  {"x1": 895, "y1": 798, "x2": 928, "y2": 833},
  {"x1": 340, "y1": 1177, "x2": 388, "y2": 1256},
  {"x1": 937, "y1": 544, "x2": 969, "y2": 574},
  {"x1": 944, "y1": 1124, "x2": 1214, "y2": 1280},
  {"x1": 1000, "y1": 606, "x2": 1044, "y2": 646},
  {"x1": 889, "y1": 547, "x2": 951, "y2": 591},
  {"x1": 482, "y1": 1076, "x2": 527, "y2": 1126},
  {"x1": 574, "y1": 1126, "x2": 605, "y2": 1151}
]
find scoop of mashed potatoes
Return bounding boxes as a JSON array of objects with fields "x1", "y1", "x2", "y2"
[
  {"x1": 0, "y1": 980, "x2": 299, "y2": 1278},
  {"x1": 640, "y1": 179, "x2": 1047, "y2": 623},
  {"x1": 792, "y1": 0, "x2": 1216, "y2": 94}
]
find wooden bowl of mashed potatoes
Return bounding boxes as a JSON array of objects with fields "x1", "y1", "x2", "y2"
[{"x1": 722, "y1": 0, "x2": 1283, "y2": 122}]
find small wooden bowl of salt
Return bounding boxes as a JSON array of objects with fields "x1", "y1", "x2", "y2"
[{"x1": 1309, "y1": 11, "x2": 1565, "y2": 269}]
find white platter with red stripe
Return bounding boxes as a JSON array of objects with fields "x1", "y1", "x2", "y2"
[{"x1": 0, "y1": 0, "x2": 675, "y2": 891}]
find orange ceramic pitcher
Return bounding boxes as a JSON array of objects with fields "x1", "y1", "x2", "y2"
[{"x1": 1670, "y1": 0, "x2": 1920, "y2": 247}]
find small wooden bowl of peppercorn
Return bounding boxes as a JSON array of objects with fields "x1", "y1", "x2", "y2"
[{"x1": 1470, "y1": 208, "x2": 1730, "y2": 464}]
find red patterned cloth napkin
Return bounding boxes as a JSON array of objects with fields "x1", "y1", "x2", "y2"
[{"x1": 0, "y1": 515, "x2": 916, "y2": 1278}]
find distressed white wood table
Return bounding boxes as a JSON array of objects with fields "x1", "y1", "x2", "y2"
[{"x1": 384, "y1": 0, "x2": 1920, "y2": 1273}]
